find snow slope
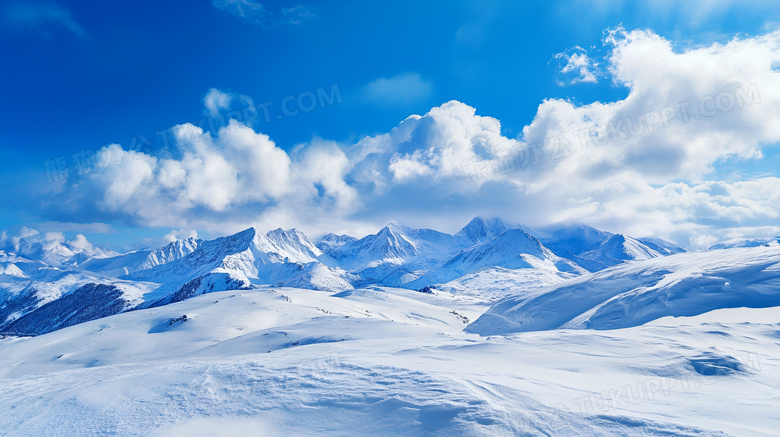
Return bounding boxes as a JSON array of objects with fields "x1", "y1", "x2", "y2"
[
  {"x1": 467, "y1": 244, "x2": 780, "y2": 335},
  {"x1": 0, "y1": 286, "x2": 778, "y2": 436},
  {"x1": 0, "y1": 269, "x2": 157, "y2": 336},
  {"x1": 431, "y1": 266, "x2": 580, "y2": 302},
  {"x1": 638, "y1": 237, "x2": 686, "y2": 255}
]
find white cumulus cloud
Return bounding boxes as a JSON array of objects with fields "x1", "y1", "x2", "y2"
[{"x1": 40, "y1": 28, "x2": 780, "y2": 247}]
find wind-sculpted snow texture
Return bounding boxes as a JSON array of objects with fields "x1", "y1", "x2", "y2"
[{"x1": 0, "y1": 286, "x2": 778, "y2": 435}]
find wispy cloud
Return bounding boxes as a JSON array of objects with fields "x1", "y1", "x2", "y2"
[
  {"x1": 211, "y1": 0, "x2": 314, "y2": 29},
  {"x1": 3, "y1": 1, "x2": 86, "y2": 38},
  {"x1": 360, "y1": 72, "x2": 434, "y2": 107},
  {"x1": 203, "y1": 88, "x2": 254, "y2": 118},
  {"x1": 552, "y1": 46, "x2": 599, "y2": 85},
  {"x1": 281, "y1": 5, "x2": 315, "y2": 25}
]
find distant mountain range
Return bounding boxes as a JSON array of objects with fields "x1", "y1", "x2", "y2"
[{"x1": 0, "y1": 217, "x2": 689, "y2": 336}]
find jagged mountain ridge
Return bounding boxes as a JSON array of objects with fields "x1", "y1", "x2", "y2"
[
  {"x1": 406, "y1": 228, "x2": 586, "y2": 290},
  {"x1": 326, "y1": 221, "x2": 460, "y2": 287},
  {"x1": 533, "y1": 224, "x2": 682, "y2": 272},
  {"x1": 79, "y1": 237, "x2": 201, "y2": 277},
  {"x1": 128, "y1": 227, "x2": 353, "y2": 302},
  {"x1": 0, "y1": 218, "x2": 683, "y2": 336},
  {"x1": 315, "y1": 233, "x2": 358, "y2": 254},
  {"x1": 0, "y1": 227, "x2": 352, "y2": 335}
]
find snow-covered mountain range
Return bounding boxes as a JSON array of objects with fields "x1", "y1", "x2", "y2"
[{"x1": 0, "y1": 216, "x2": 730, "y2": 337}]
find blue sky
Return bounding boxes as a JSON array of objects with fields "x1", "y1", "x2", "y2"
[{"x1": 1, "y1": 0, "x2": 780, "y2": 250}]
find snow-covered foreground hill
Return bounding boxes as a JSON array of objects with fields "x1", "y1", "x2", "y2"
[
  {"x1": 1, "y1": 285, "x2": 779, "y2": 436},
  {"x1": 468, "y1": 244, "x2": 780, "y2": 335}
]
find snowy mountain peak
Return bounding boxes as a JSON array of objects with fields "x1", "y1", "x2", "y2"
[
  {"x1": 580, "y1": 233, "x2": 663, "y2": 267},
  {"x1": 374, "y1": 224, "x2": 419, "y2": 257},
  {"x1": 125, "y1": 226, "x2": 351, "y2": 303},
  {"x1": 405, "y1": 227, "x2": 583, "y2": 289},
  {"x1": 0, "y1": 262, "x2": 25, "y2": 277},
  {"x1": 235, "y1": 226, "x2": 258, "y2": 241},
  {"x1": 183, "y1": 228, "x2": 258, "y2": 263},
  {"x1": 168, "y1": 236, "x2": 200, "y2": 249},
  {"x1": 138, "y1": 237, "x2": 201, "y2": 271},
  {"x1": 605, "y1": 234, "x2": 658, "y2": 258},
  {"x1": 608, "y1": 233, "x2": 627, "y2": 244},
  {"x1": 471, "y1": 228, "x2": 546, "y2": 258},
  {"x1": 265, "y1": 228, "x2": 322, "y2": 260},
  {"x1": 455, "y1": 217, "x2": 510, "y2": 245},
  {"x1": 535, "y1": 223, "x2": 614, "y2": 254},
  {"x1": 315, "y1": 233, "x2": 357, "y2": 254},
  {"x1": 380, "y1": 221, "x2": 414, "y2": 235},
  {"x1": 329, "y1": 222, "x2": 439, "y2": 270}
]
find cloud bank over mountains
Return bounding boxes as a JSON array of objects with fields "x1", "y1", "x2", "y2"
[{"x1": 38, "y1": 28, "x2": 780, "y2": 248}]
